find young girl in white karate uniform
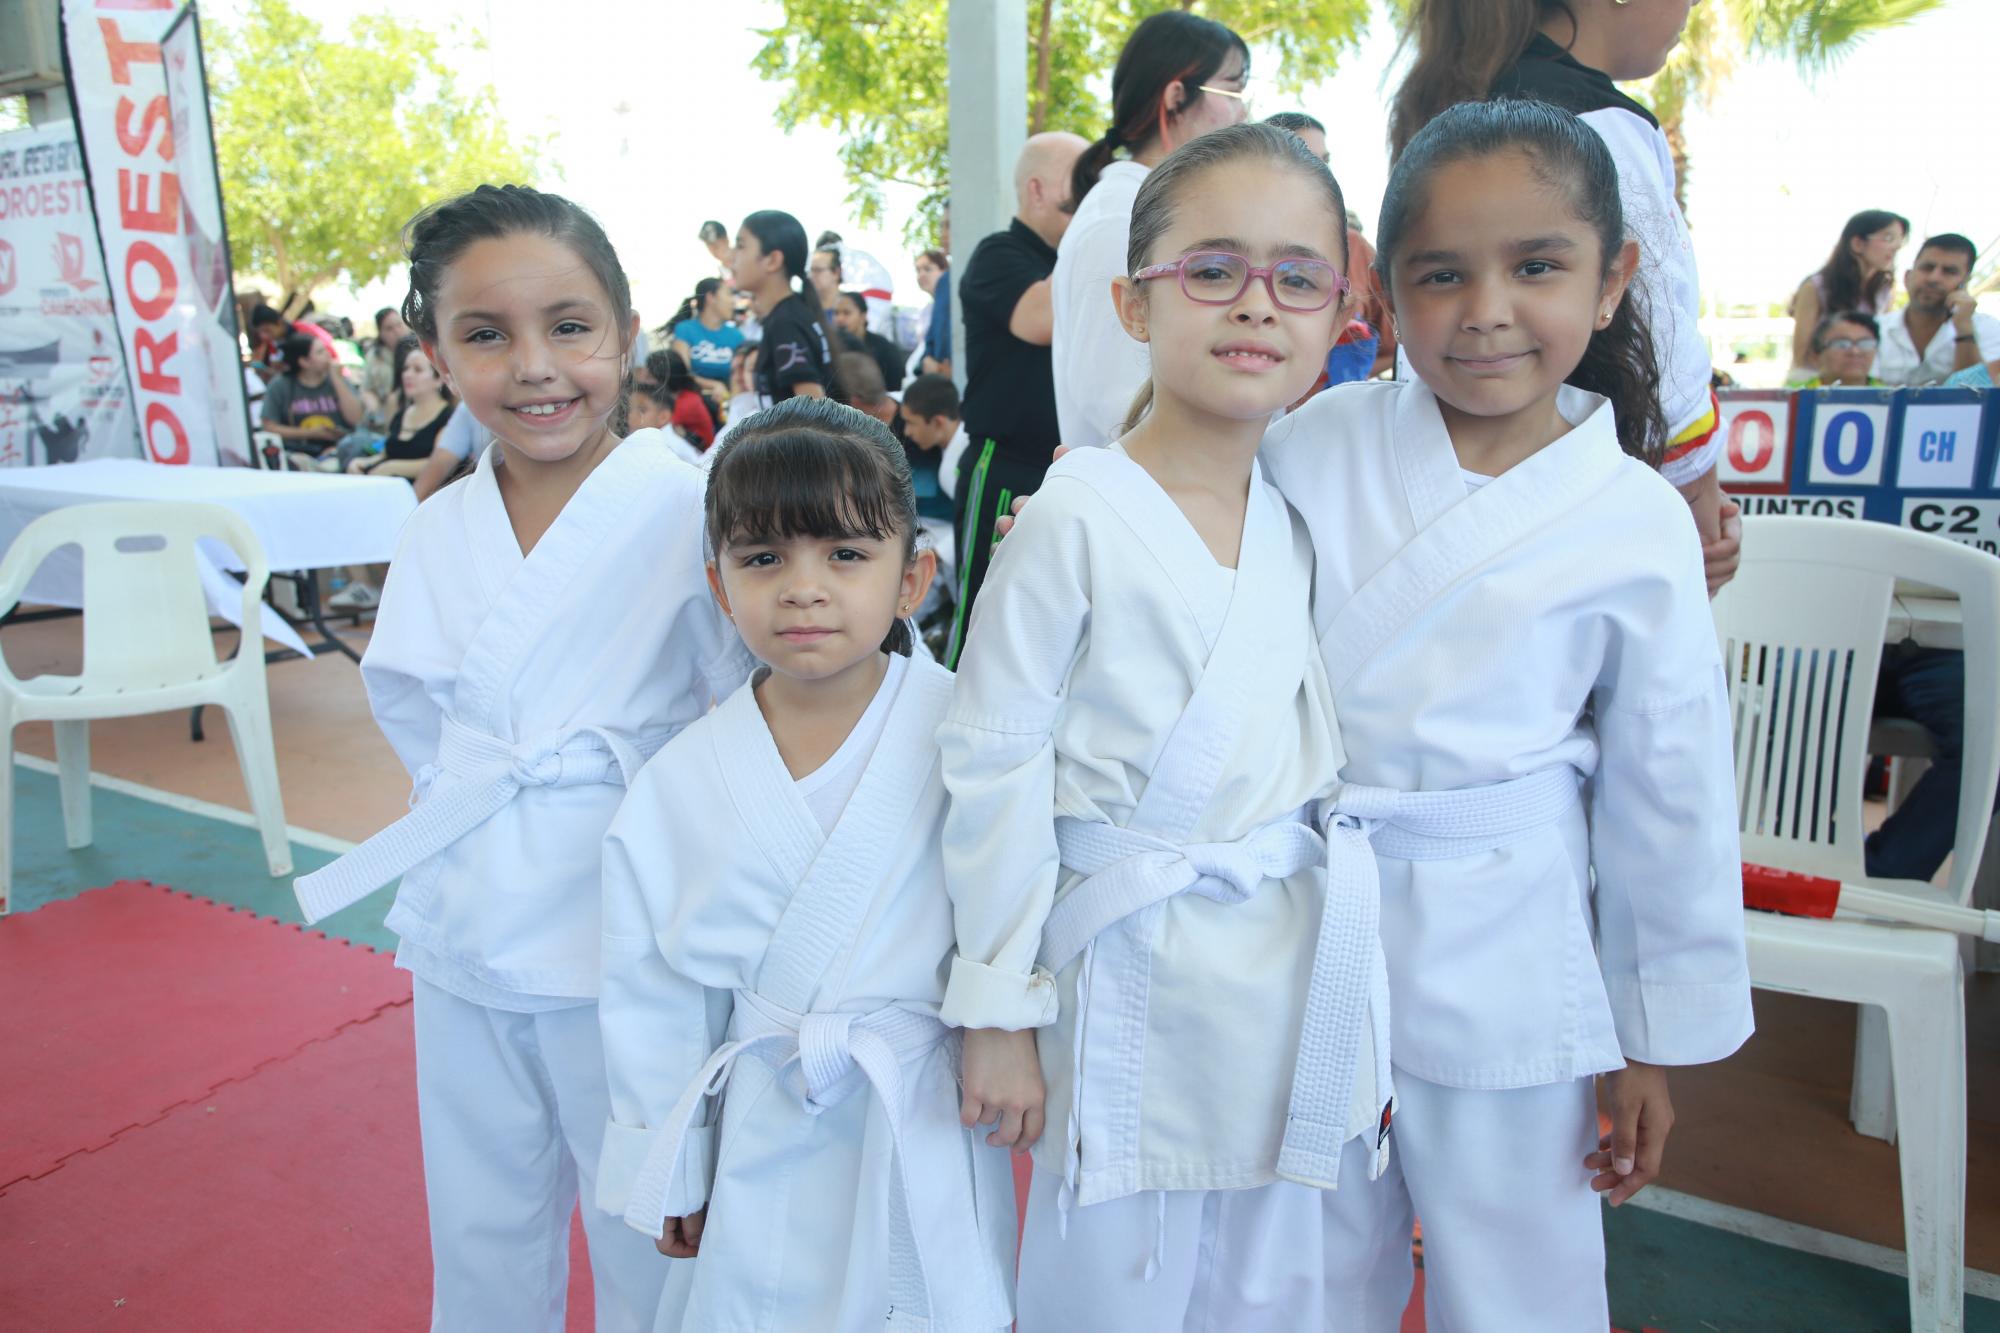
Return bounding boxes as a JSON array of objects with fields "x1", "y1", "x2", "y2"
[
  {"x1": 945, "y1": 123, "x2": 1405, "y2": 1333},
  {"x1": 1263, "y1": 100, "x2": 1754, "y2": 1331},
  {"x1": 595, "y1": 400, "x2": 1016, "y2": 1332},
  {"x1": 292, "y1": 185, "x2": 748, "y2": 1333}
]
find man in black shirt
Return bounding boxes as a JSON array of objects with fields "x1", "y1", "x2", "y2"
[{"x1": 946, "y1": 130, "x2": 1089, "y2": 667}]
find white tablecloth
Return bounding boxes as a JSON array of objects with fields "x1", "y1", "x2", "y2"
[{"x1": 0, "y1": 460, "x2": 417, "y2": 655}]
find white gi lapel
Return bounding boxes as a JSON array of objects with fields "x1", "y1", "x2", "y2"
[
  {"x1": 1320, "y1": 384, "x2": 1628, "y2": 696},
  {"x1": 755, "y1": 658, "x2": 956, "y2": 1011},
  {"x1": 453, "y1": 435, "x2": 676, "y2": 732},
  {"x1": 709, "y1": 674, "x2": 824, "y2": 896}
]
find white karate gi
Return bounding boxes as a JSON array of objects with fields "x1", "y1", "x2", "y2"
[
  {"x1": 598, "y1": 655, "x2": 1016, "y2": 1333},
  {"x1": 294, "y1": 431, "x2": 750, "y2": 1333},
  {"x1": 939, "y1": 445, "x2": 1392, "y2": 1330},
  {"x1": 1264, "y1": 381, "x2": 1755, "y2": 1332}
]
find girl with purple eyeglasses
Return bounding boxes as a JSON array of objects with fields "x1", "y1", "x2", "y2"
[{"x1": 940, "y1": 122, "x2": 1400, "y2": 1332}]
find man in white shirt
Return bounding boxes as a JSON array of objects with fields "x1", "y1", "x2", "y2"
[{"x1": 1874, "y1": 234, "x2": 2000, "y2": 386}]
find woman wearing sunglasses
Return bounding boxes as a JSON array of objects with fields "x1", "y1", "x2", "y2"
[{"x1": 1051, "y1": 9, "x2": 1251, "y2": 453}]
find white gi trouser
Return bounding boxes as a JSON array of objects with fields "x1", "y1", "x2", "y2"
[
  {"x1": 299, "y1": 718, "x2": 673, "y2": 1333},
  {"x1": 1360, "y1": 1074, "x2": 1606, "y2": 1333},
  {"x1": 1017, "y1": 1135, "x2": 1412, "y2": 1333},
  {"x1": 413, "y1": 978, "x2": 669, "y2": 1333},
  {"x1": 1328, "y1": 769, "x2": 1608, "y2": 1333}
]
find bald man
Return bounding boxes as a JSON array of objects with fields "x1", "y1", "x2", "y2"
[{"x1": 945, "y1": 131, "x2": 1089, "y2": 667}]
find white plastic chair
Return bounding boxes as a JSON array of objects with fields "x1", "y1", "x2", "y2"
[
  {"x1": 0, "y1": 502, "x2": 293, "y2": 914},
  {"x1": 1713, "y1": 516, "x2": 2000, "y2": 1333}
]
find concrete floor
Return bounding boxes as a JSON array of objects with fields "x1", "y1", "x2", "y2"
[{"x1": 4, "y1": 609, "x2": 1995, "y2": 1279}]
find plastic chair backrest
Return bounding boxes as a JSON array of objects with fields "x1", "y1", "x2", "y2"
[
  {"x1": 1713, "y1": 516, "x2": 2000, "y2": 906},
  {"x1": 0, "y1": 501, "x2": 271, "y2": 691}
]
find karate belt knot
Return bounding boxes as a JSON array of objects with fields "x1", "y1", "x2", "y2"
[
  {"x1": 625, "y1": 993, "x2": 955, "y2": 1327},
  {"x1": 292, "y1": 715, "x2": 669, "y2": 924}
]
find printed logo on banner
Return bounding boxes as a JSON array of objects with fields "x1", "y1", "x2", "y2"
[
  {"x1": 1716, "y1": 393, "x2": 1792, "y2": 491},
  {"x1": 0, "y1": 240, "x2": 15, "y2": 297},
  {"x1": 1806, "y1": 400, "x2": 1891, "y2": 487},
  {"x1": 53, "y1": 234, "x2": 98, "y2": 291},
  {"x1": 1896, "y1": 401, "x2": 1981, "y2": 491}
]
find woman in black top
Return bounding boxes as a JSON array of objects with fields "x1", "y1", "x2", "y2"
[
  {"x1": 350, "y1": 337, "x2": 455, "y2": 478},
  {"x1": 832, "y1": 290, "x2": 907, "y2": 392},
  {"x1": 729, "y1": 210, "x2": 842, "y2": 405}
]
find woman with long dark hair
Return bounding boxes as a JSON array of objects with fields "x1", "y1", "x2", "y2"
[
  {"x1": 1050, "y1": 9, "x2": 1250, "y2": 449},
  {"x1": 1787, "y1": 208, "x2": 1907, "y2": 379}
]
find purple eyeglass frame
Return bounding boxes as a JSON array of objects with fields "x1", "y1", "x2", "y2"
[{"x1": 1133, "y1": 250, "x2": 1349, "y2": 312}]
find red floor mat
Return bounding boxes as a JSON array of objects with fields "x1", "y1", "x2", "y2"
[
  {"x1": 0, "y1": 963, "x2": 594, "y2": 1332},
  {"x1": 0, "y1": 881, "x2": 409, "y2": 1186}
]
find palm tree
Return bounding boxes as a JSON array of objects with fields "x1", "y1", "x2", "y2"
[{"x1": 1636, "y1": 0, "x2": 1948, "y2": 211}]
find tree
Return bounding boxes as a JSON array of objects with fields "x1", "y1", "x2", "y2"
[
  {"x1": 751, "y1": 1, "x2": 1372, "y2": 244},
  {"x1": 208, "y1": 0, "x2": 540, "y2": 314},
  {"x1": 1632, "y1": 0, "x2": 1946, "y2": 211}
]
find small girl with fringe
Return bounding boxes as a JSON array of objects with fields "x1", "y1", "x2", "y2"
[{"x1": 597, "y1": 399, "x2": 1016, "y2": 1332}]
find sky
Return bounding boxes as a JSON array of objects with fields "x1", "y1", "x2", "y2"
[{"x1": 214, "y1": 0, "x2": 2000, "y2": 327}]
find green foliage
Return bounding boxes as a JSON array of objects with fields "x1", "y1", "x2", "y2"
[
  {"x1": 752, "y1": 0, "x2": 1370, "y2": 244},
  {"x1": 208, "y1": 0, "x2": 540, "y2": 310}
]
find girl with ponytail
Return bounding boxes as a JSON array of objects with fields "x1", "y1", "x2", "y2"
[
  {"x1": 1050, "y1": 9, "x2": 1249, "y2": 450},
  {"x1": 1392, "y1": 0, "x2": 1742, "y2": 595},
  {"x1": 1263, "y1": 98, "x2": 1751, "y2": 1330},
  {"x1": 667, "y1": 276, "x2": 745, "y2": 396},
  {"x1": 729, "y1": 210, "x2": 845, "y2": 405}
]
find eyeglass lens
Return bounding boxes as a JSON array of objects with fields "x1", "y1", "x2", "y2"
[{"x1": 1183, "y1": 253, "x2": 1337, "y2": 311}]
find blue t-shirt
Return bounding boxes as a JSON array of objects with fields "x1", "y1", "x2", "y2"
[
  {"x1": 672, "y1": 318, "x2": 746, "y2": 382},
  {"x1": 923, "y1": 269, "x2": 952, "y2": 364}
]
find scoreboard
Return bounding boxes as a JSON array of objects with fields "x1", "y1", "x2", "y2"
[{"x1": 1715, "y1": 387, "x2": 1999, "y2": 555}]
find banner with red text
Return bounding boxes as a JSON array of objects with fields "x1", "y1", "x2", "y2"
[
  {"x1": 0, "y1": 122, "x2": 140, "y2": 467},
  {"x1": 62, "y1": 0, "x2": 245, "y2": 466}
]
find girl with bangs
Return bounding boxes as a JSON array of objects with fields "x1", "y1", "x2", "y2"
[{"x1": 597, "y1": 399, "x2": 1017, "y2": 1333}]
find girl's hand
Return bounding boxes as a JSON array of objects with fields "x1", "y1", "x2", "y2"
[
  {"x1": 992, "y1": 445, "x2": 1068, "y2": 540},
  {"x1": 1587, "y1": 1061, "x2": 1673, "y2": 1207},
  {"x1": 1703, "y1": 498, "x2": 1743, "y2": 598},
  {"x1": 657, "y1": 1206, "x2": 707, "y2": 1258},
  {"x1": 960, "y1": 1027, "x2": 1046, "y2": 1152}
]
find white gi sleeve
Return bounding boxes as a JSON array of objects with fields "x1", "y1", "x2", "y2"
[
  {"x1": 1582, "y1": 107, "x2": 1717, "y2": 487},
  {"x1": 936, "y1": 480, "x2": 1092, "y2": 1031},
  {"x1": 1588, "y1": 500, "x2": 1754, "y2": 1066},
  {"x1": 596, "y1": 790, "x2": 733, "y2": 1229},
  {"x1": 1052, "y1": 208, "x2": 1150, "y2": 449}
]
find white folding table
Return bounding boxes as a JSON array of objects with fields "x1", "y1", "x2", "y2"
[{"x1": 0, "y1": 459, "x2": 416, "y2": 657}]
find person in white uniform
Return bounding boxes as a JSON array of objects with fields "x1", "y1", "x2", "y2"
[
  {"x1": 291, "y1": 185, "x2": 749, "y2": 1333},
  {"x1": 1264, "y1": 100, "x2": 1753, "y2": 1333},
  {"x1": 947, "y1": 124, "x2": 1406, "y2": 1333},
  {"x1": 1049, "y1": 10, "x2": 1249, "y2": 451},
  {"x1": 597, "y1": 400, "x2": 1015, "y2": 1333}
]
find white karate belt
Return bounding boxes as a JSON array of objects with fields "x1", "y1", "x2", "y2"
[
  {"x1": 293, "y1": 715, "x2": 663, "y2": 924},
  {"x1": 623, "y1": 991, "x2": 955, "y2": 1329},
  {"x1": 1037, "y1": 765, "x2": 1581, "y2": 1261}
]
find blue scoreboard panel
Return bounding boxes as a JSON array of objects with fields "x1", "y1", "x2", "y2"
[{"x1": 1715, "y1": 387, "x2": 1999, "y2": 556}]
